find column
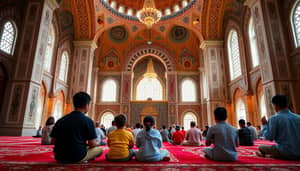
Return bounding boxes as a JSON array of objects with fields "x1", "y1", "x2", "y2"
[
  {"x1": 167, "y1": 72, "x2": 177, "y2": 125},
  {"x1": 200, "y1": 41, "x2": 227, "y2": 126},
  {"x1": 245, "y1": 0, "x2": 297, "y2": 115},
  {"x1": 0, "y1": 0, "x2": 59, "y2": 135},
  {"x1": 120, "y1": 71, "x2": 131, "y2": 123},
  {"x1": 68, "y1": 41, "x2": 97, "y2": 117}
]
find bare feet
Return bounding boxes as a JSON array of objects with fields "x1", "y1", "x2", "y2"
[
  {"x1": 255, "y1": 151, "x2": 265, "y2": 157},
  {"x1": 162, "y1": 156, "x2": 171, "y2": 161}
]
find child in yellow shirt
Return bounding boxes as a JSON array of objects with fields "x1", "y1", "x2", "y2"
[{"x1": 106, "y1": 114, "x2": 134, "y2": 161}]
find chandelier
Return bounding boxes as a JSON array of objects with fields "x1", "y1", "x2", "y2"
[{"x1": 137, "y1": 0, "x2": 162, "y2": 28}]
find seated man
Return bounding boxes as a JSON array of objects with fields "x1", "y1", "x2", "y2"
[
  {"x1": 256, "y1": 95, "x2": 300, "y2": 160},
  {"x1": 204, "y1": 107, "x2": 238, "y2": 161},
  {"x1": 172, "y1": 125, "x2": 184, "y2": 145},
  {"x1": 50, "y1": 92, "x2": 103, "y2": 163},
  {"x1": 160, "y1": 125, "x2": 170, "y2": 142},
  {"x1": 182, "y1": 121, "x2": 202, "y2": 146},
  {"x1": 238, "y1": 119, "x2": 254, "y2": 146},
  {"x1": 246, "y1": 122, "x2": 257, "y2": 141}
]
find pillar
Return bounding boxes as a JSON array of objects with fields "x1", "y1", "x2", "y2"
[{"x1": 200, "y1": 41, "x2": 227, "y2": 126}]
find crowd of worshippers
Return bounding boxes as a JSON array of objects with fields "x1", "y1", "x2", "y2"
[{"x1": 36, "y1": 92, "x2": 300, "y2": 163}]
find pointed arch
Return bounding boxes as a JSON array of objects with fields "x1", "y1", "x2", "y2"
[{"x1": 0, "y1": 20, "x2": 17, "y2": 55}]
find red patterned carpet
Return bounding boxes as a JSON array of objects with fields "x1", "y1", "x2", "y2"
[{"x1": 0, "y1": 136, "x2": 300, "y2": 171}]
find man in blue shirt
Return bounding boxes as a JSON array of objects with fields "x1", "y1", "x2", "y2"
[
  {"x1": 256, "y1": 95, "x2": 300, "y2": 160},
  {"x1": 50, "y1": 92, "x2": 103, "y2": 163},
  {"x1": 204, "y1": 107, "x2": 238, "y2": 161}
]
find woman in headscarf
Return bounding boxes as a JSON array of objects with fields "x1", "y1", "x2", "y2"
[{"x1": 135, "y1": 115, "x2": 170, "y2": 162}]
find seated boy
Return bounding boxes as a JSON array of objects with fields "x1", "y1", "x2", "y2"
[
  {"x1": 106, "y1": 114, "x2": 134, "y2": 162},
  {"x1": 204, "y1": 107, "x2": 238, "y2": 161},
  {"x1": 172, "y1": 125, "x2": 184, "y2": 145},
  {"x1": 182, "y1": 121, "x2": 202, "y2": 146}
]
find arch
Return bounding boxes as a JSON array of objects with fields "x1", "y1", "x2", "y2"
[
  {"x1": 227, "y1": 29, "x2": 242, "y2": 80},
  {"x1": 182, "y1": 111, "x2": 198, "y2": 130},
  {"x1": 233, "y1": 88, "x2": 247, "y2": 126},
  {"x1": 248, "y1": 17, "x2": 259, "y2": 67},
  {"x1": 255, "y1": 78, "x2": 267, "y2": 120},
  {"x1": 291, "y1": 0, "x2": 300, "y2": 47},
  {"x1": 101, "y1": 79, "x2": 117, "y2": 102},
  {"x1": 43, "y1": 24, "x2": 55, "y2": 72},
  {"x1": 52, "y1": 90, "x2": 65, "y2": 121},
  {"x1": 58, "y1": 51, "x2": 69, "y2": 82},
  {"x1": 181, "y1": 78, "x2": 197, "y2": 102},
  {"x1": 236, "y1": 98, "x2": 247, "y2": 124},
  {"x1": 35, "y1": 82, "x2": 47, "y2": 129},
  {"x1": 125, "y1": 45, "x2": 175, "y2": 72},
  {"x1": 100, "y1": 111, "x2": 115, "y2": 129},
  {"x1": 0, "y1": 20, "x2": 17, "y2": 55}
]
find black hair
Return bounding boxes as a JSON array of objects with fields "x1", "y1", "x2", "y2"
[
  {"x1": 112, "y1": 120, "x2": 116, "y2": 125},
  {"x1": 246, "y1": 122, "x2": 252, "y2": 126},
  {"x1": 272, "y1": 95, "x2": 289, "y2": 108},
  {"x1": 162, "y1": 125, "x2": 166, "y2": 129},
  {"x1": 135, "y1": 123, "x2": 141, "y2": 128},
  {"x1": 214, "y1": 107, "x2": 227, "y2": 121},
  {"x1": 143, "y1": 115, "x2": 155, "y2": 131},
  {"x1": 95, "y1": 122, "x2": 100, "y2": 127},
  {"x1": 73, "y1": 92, "x2": 91, "y2": 109},
  {"x1": 45, "y1": 116, "x2": 55, "y2": 126},
  {"x1": 114, "y1": 114, "x2": 126, "y2": 129},
  {"x1": 239, "y1": 119, "x2": 246, "y2": 125},
  {"x1": 190, "y1": 121, "x2": 196, "y2": 127},
  {"x1": 175, "y1": 125, "x2": 180, "y2": 130},
  {"x1": 181, "y1": 127, "x2": 184, "y2": 130}
]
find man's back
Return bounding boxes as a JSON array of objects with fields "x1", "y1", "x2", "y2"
[
  {"x1": 50, "y1": 111, "x2": 96, "y2": 163},
  {"x1": 186, "y1": 127, "x2": 202, "y2": 145},
  {"x1": 238, "y1": 127, "x2": 254, "y2": 146},
  {"x1": 206, "y1": 121, "x2": 238, "y2": 161},
  {"x1": 263, "y1": 110, "x2": 300, "y2": 159}
]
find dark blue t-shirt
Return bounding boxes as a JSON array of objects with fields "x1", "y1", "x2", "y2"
[{"x1": 50, "y1": 111, "x2": 97, "y2": 163}]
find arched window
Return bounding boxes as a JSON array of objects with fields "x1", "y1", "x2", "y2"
[
  {"x1": 43, "y1": 25, "x2": 55, "y2": 72},
  {"x1": 181, "y1": 79, "x2": 196, "y2": 102},
  {"x1": 52, "y1": 100, "x2": 63, "y2": 122},
  {"x1": 101, "y1": 112, "x2": 114, "y2": 129},
  {"x1": 227, "y1": 30, "x2": 242, "y2": 80},
  {"x1": 291, "y1": 0, "x2": 300, "y2": 47},
  {"x1": 58, "y1": 51, "x2": 69, "y2": 82},
  {"x1": 136, "y1": 77, "x2": 163, "y2": 100},
  {"x1": 248, "y1": 18, "x2": 260, "y2": 67},
  {"x1": 260, "y1": 94, "x2": 268, "y2": 119},
  {"x1": 236, "y1": 99, "x2": 246, "y2": 124},
  {"x1": 101, "y1": 79, "x2": 117, "y2": 102},
  {"x1": 183, "y1": 112, "x2": 197, "y2": 130},
  {"x1": 0, "y1": 21, "x2": 17, "y2": 55}
]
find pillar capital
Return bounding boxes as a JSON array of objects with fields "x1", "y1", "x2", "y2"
[
  {"x1": 46, "y1": 0, "x2": 59, "y2": 10},
  {"x1": 73, "y1": 40, "x2": 98, "y2": 49},
  {"x1": 200, "y1": 40, "x2": 224, "y2": 49},
  {"x1": 243, "y1": 0, "x2": 256, "y2": 8}
]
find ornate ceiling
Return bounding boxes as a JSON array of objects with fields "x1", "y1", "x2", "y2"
[{"x1": 110, "y1": 0, "x2": 183, "y2": 10}]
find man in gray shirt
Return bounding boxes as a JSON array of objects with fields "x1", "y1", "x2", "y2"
[{"x1": 204, "y1": 107, "x2": 238, "y2": 161}]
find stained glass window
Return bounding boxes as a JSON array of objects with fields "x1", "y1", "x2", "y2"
[
  {"x1": 44, "y1": 25, "x2": 55, "y2": 72},
  {"x1": 102, "y1": 79, "x2": 117, "y2": 102},
  {"x1": 248, "y1": 18, "x2": 260, "y2": 67},
  {"x1": 228, "y1": 30, "x2": 242, "y2": 80},
  {"x1": 58, "y1": 51, "x2": 69, "y2": 82},
  {"x1": 181, "y1": 79, "x2": 196, "y2": 102},
  {"x1": 292, "y1": 1, "x2": 300, "y2": 47},
  {"x1": 0, "y1": 21, "x2": 16, "y2": 55}
]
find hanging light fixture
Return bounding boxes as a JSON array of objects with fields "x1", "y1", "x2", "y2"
[
  {"x1": 144, "y1": 58, "x2": 157, "y2": 78},
  {"x1": 137, "y1": 0, "x2": 162, "y2": 28}
]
